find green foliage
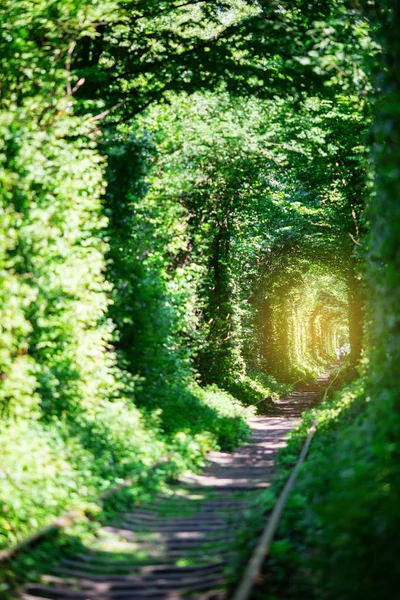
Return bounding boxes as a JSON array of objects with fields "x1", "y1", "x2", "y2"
[
  {"x1": 256, "y1": 265, "x2": 349, "y2": 381},
  {"x1": 263, "y1": 372, "x2": 400, "y2": 600},
  {"x1": 256, "y1": 5, "x2": 400, "y2": 600},
  {"x1": 2, "y1": 1, "x2": 400, "y2": 597},
  {"x1": 107, "y1": 90, "x2": 360, "y2": 392},
  {"x1": 0, "y1": 1, "x2": 253, "y2": 553},
  {"x1": 0, "y1": 405, "x2": 163, "y2": 548},
  {"x1": 0, "y1": 380, "x2": 251, "y2": 549}
]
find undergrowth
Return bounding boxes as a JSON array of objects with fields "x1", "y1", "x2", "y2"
[
  {"x1": 251, "y1": 363, "x2": 400, "y2": 600},
  {"x1": 0, "y1": 382, "x2": 253, "y2": 554},
  {"x1": 221, "y1": 371, "x2": 292, "y2": 410},
  {"x1": 0, "y1": 461, "x2": 184, "y2": 598},
  {"x1": 224, "y1": 365, "x2": 368, "y2": 600}
]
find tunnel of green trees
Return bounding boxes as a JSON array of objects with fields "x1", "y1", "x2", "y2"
[{"x1": 1, "y1": 1, "x2": 400, "y2": 598}]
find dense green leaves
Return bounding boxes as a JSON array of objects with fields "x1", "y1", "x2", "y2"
[
  {"x1": 0, "y1": 0, "x2": 253, "y2": 553},
  {"x1": 1, "y1": 1, "x2": 400, "y2": 597}
]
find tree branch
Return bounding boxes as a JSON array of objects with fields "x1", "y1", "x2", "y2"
[{"x1": 348, "y1": 232, "x2": 362, "y2": 246}]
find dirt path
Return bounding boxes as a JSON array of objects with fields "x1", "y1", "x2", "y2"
[{"x1": 20, "y1": 371, "x2": 330, "y2": 600}]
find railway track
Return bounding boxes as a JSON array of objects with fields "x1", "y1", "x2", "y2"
[{"x1": 15, "y1": 370, "x2": 331, "y2": 600}]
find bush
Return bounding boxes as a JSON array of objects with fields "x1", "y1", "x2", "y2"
[{"x1": 262, "y1": 374, "x2": 400, "y2": 600}]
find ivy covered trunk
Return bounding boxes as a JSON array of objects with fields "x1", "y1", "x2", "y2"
[
  {"x1": 347, "y1": 263, "x2": 364, "y2": 366},
  {"x1": 199, "y1": 216, "x2": 234, "y2": 383}
]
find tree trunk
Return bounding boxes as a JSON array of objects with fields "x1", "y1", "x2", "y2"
[{"x1": 347, "y1": 263, "x2": 363, "y2": 365}]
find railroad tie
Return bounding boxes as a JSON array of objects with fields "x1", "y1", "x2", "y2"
[{"x1": 20, "y1": 374, "x2": 328, "y2": 600}]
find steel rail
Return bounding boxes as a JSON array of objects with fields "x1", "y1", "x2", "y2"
[
  {"x1": 0, "y1": 453, "x2": 173, "y2": 563},
  {"x1": 231, "y1": 362, "x2": 346, "y2": 600},
  {"x1": 231, "y1": 419, "x2": 317, "y2": 600}
]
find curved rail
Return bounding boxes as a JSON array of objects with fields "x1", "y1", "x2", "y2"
[
  {"x1": 231, "y1": 361, "x2": 344, "y2": 600},
  {"x1": 231, "y1": 420, "x2": 317, "y2": 600},
  {"x1": 0, "y1": 454, "x2": 173, "y2": 563}
]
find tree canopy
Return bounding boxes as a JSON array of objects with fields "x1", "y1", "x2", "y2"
[{"x1": 1, "y1": 1, "x2": 400, "y2": 597}]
